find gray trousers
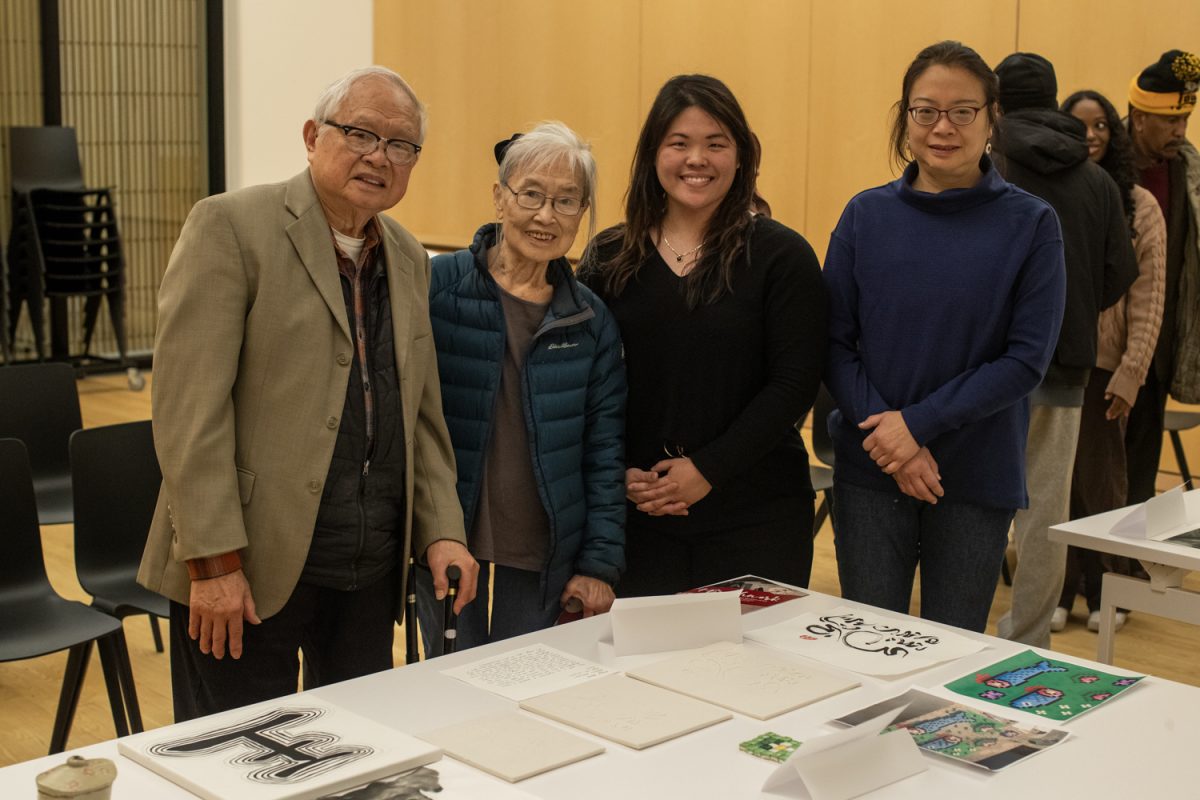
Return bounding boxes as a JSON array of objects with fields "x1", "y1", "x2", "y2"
[{"x1": 997, "y1": 403, "x2": 1082, "y2": 647}]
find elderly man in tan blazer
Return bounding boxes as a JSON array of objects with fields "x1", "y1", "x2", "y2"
[{"x1": 138, "y1": 66, "x2": 478, "y2": 720}]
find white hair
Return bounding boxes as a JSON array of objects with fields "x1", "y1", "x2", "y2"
[
  {"x1": 312, "y1": 66, "x2": 427, "y2": 144},
  {"x1": 498, "y1": 121, "x2": 598, "y2": 240}
]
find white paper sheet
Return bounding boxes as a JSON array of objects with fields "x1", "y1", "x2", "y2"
[
  {"x1": 118, "y1": 698, "x2": 441, "y2": 800},
  {"x1": 627, "y1": 641, "x2": 859, "y2": 720},
  {"x1": 519, "y1": 674, "x2": 731, "y2": 749},
  {"x1": 440, "y1": 644, "x2": 613, "y2": 701},
  {"x1": 610, "y1": 590, "x2": 742, "y2": 656},
  {"x1": 763, "y1": 710, "x2": 925, "y2": 800},
  {"x1": 745, "y1": 605, "x2": 984, "y2": 677},
  {"x1": 419, "y1": 711, "x2": 604, "y2": 783}
]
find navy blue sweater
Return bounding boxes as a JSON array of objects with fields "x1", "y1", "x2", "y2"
[{"x1": 823, "y1": 158, "x2": 1066, "y2": 510}]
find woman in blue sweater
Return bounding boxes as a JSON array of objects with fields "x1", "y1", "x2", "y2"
[
  {"x1": 823, "y1": 41, "x2": 1066, "y2": 631},
  {"x1": 417, "y1": 123, "x2": 626, "y2": 651}
]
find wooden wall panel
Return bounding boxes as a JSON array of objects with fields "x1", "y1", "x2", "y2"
[
  {"x1": 804, "y1": 1, "x2": 1018, "y2": 260},
  {"x1": 1018, "y1": 0, "x2": 1200, "y2": 152},
  {"x1": 373, "y1": 0, "x2": 642, "y2": 255},
  {"x1": 637, "y1": 0, "x2": 813, "y2": 240}
]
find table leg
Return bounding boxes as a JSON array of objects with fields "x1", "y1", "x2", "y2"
[
  {"x1": 1097, "y1": 562, "x2": 1200, "y2": 665},
  {"x1": 1097, "y1": 584, "x2": 1117, "y2": 664}
]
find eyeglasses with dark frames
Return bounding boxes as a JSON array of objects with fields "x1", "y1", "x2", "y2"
[
  {"x1": 502, "y1": 182, "x2": 585, "y2": 217},
  {"x1": 907, "y1": 106, "x2": 985, "y2": 126},
  {"x1": 323, "y1": 120, "x2": 421, "y2": 166}
]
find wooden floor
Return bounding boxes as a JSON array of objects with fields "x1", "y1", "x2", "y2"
[{"x1": 1, "y1": 372, "x2": 1198, "y2": 766}]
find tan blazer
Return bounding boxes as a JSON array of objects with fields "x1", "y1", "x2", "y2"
[{"x1": 138, "y1": 170, "x2": 466, "y2": 619}]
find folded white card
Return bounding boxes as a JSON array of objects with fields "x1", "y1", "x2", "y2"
[
  {"x1": 610, "y1": 591, "x2": 742, "y2": 656},
  {"x1": 763, "y1": 710, "x2": 925, "y2": 800},
  {"x1": 1111, "y1": 484, "x2": 1198, "y2": 540}
]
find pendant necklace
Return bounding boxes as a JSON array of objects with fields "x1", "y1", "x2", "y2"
[{"x1": 661, "y1": 234, "x2": 702, "y2": 263}]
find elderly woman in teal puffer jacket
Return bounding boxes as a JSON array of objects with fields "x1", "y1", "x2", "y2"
[{"x1": 415, "y1": 122, "x2": 626, "y2": 652}]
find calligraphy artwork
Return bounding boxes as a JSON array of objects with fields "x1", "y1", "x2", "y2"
[
  {"x1": 745, "y1": 605, "x2": 984, "y2": 677},
  {"x1": 834, "y1": 689, "x2": 1070, "y2": 772},
  {"x1": 118, "y1": 698, "x2": 441, "y2": 800},
  {"x1": 944, "y1": 650, "x2": 1145, "y2": 722}
]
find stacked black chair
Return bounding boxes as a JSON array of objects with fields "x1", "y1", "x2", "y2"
[
  {"x1": 0, "y1": 362, "x2": 81, "y2": 525},
  {"x1": 70, "y1": 420, "x2": 168, "y2": 732},
  {"x1": 808, "y1": 384, "x2": 836, "y2": 537},
  {"x1": 0, "y1": 438, "x2": 134, "y2": 753},
  {"x1": 0, "y1": 243, "x2": 12, "y2": 363},
  {"x1": 6, "y1": 126, "x2": 140, "y2": 388}
]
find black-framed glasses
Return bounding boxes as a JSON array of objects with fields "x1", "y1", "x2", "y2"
[
  {"x1": 908, "y1": 106, "x2": 984, "y2": 126},
  {"x1": 323, "y1": 120, "x2": 421, "y2": 166},
  {"x1": 502, "y1": 183, "x2": 584, "y2": 216}
]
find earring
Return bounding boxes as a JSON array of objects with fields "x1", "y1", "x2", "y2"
[{"x1": 986, "y1": 141, "x2": 993, "y2": 154}]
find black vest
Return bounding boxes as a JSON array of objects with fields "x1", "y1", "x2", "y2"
[{"x1": 301, "y1": 255, "x2": 407, "y2": 590}]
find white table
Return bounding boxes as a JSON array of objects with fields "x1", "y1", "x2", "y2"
[
  {"x1": 1049, "y1": 490, "x2": 1200, "y2": 664},
  {"x1": 3, "y1": 590, "x2": 1196, "y2": 798}
]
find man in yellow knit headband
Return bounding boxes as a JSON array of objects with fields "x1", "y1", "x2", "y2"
[{"x1": 1121, "y1": 49, "x2": 1200, "y2": 520}]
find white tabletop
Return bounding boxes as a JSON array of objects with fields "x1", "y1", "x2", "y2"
[
  {"x1": 4, "y1": 590, "x2": 1196, "y2": 799},
  {"x1": 1048, "y1": 489, "x2": 1200, "y2": 571}
]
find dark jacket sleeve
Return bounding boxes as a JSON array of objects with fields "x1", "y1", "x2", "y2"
[
  {"x1": 573, "y1": 297, "x2": 627, "y2": 584},
  {"x1": 689, "y1": 225, "x2": 828, "y2": 488}
]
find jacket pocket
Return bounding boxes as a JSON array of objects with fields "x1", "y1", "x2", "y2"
[{"x1": 236, "y1": 467, "x2": 256, "y2": 505}]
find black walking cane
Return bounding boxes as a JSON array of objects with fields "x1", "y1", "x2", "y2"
[
  {"x1": 441, "y1": 565, "x2": 461, "y2": 656},
  {"x1": 404, "y1": 555, "x2": 419, "y2": 664}
]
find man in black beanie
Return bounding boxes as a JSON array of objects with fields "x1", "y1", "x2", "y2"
[
  {"x1": 991, "y1": 52, "x2": 1137, "y2": 648},
  {"x1": 1125, "y1": 50, "x2": 1200, "y2": 509}
]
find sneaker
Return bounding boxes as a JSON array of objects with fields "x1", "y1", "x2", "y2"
[
  {"x1": 1087, "y1": 610, "x2": 1128, "y2": 632},
  {"x1": 1050, "y1": 606, "x2": 1069, "y2": 632}
]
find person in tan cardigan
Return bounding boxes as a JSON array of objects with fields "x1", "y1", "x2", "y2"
[
  {"x1": 1055, "y1": 89, "x2": 1166, "y2": 633},
  {"x1": 139, "y1": 67, "x2": 478, "y2": 719}
]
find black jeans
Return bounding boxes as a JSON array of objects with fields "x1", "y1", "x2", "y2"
[{"x1": 169, "y1": 575, "x2": 396, "y2": 722}]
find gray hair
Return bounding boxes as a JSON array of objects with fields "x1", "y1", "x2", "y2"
[
  {"x1": 499, "y1": 121, "x2": 598, "y2": 241},
  {"x1": 312, "y1": 66, "x2": 428, "y2": 144}
]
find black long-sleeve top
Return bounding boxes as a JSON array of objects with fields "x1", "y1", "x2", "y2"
[{"x1": 580, "y1": 216, "x2": 828, "y2": 533}]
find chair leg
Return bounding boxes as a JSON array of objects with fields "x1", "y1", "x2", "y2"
[
  {"x1": 81, "y1": 293, "x2": 103, "y2": 355},
  {"x1": 96, "y1": 633, "x2": 131, "y2": 738},
  {"x1": 49, "y1": 642, "x2": 92, "y2": 755},
  {"x1": 1169, "y1": 430, "x2": 1193, "y2": 489},
  {"x1": 812, "y1": 496, "x2": 829, "y2": 539},
  {"x1": 110, "y1": 629, "x2": 144, "y2": 732},
  {"x1": 149, "y1": 614, "x2": 165, "y2": 653}
]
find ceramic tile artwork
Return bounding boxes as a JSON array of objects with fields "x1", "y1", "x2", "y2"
[{"x1": 944, "y1": 650, "x2": 1145, "y2": 722}]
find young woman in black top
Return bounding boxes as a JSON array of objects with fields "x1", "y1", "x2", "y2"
[{"x1": 579, "y1": 74, "x2": 827, "y2": 595}]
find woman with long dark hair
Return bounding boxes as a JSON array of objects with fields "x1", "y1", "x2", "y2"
[
  {"x1": 822, "y1": 41, "x2": 1066, "y2": 631},
  {"x1": 1053, "y1": 90, "x2": 1166, "y2": 633},
  {"x1": 579, "y1": 74, "x2": 826, "y2": 596}
]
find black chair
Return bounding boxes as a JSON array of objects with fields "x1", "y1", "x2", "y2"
[
  {"x1": 70, "y1": 421, "x2": 169, "y2": 731},
  {"x1": 1165, "y1": 410, "x2": 1200, "y2": 489},
  {"x1": 1, "y1": 243, "x2": 12, "y2": 363},
  {"x1": 0, "y1": 362, "x2": 81, "y2": 525},
  {"x1": 0, "y1": 438, "x2": 133, "y2": 753},
  {"x1": 808, "y1": 384, "x2": 836, "y2": 537},
  {"x1": 7, "y1": 127, "x2": 140, "y2": 388}
]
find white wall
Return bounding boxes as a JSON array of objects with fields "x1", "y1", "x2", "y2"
[{"x1": 222, "y1": 0, "x2": 373, "y2": 189}]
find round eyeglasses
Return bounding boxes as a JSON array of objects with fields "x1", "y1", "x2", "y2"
[
  {"x1": 908, "y1": 106, "x2": 984, "y2": 126},
  {"x1": 502, "y1": 183, "x2": 584, "y2": 217},
  {"x1": 323, "y1": 120, "x2": 421, "y2": 166}
]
